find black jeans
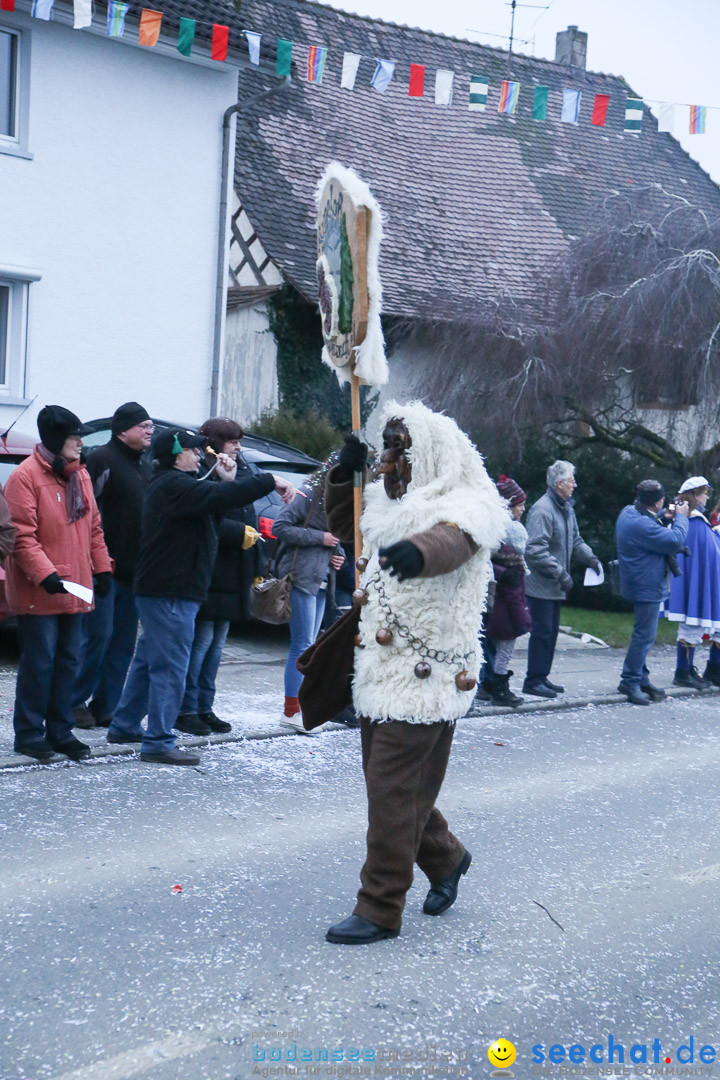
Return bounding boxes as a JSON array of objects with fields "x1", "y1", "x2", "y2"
[
  {"x1": 525, "y1": 596, "x2": 562, "y2": 684},
  {"x1": 14, "y1": 614, "x2": 84, "y2": 749}
]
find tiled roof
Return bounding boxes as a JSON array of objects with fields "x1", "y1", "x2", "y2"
[{"x1": 233, "y1": 0, "x2": 720, "y2": 321}]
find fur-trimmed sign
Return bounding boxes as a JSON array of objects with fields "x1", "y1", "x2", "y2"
[{"x1": 316, "y1": 163, "x2": 388, "y2": 386}]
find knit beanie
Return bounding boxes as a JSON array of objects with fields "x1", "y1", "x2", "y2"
[
  {"x1": 496, "y1": 474, "x2": 526, "y2": 507},
  {"x1": 37, "y1": 405, "x2": 91, "y2": 454},
  {"x1": 111, "y1": 401, "x2": 151, "y2": 436},
  {"x1": 636, "y1": 480, "x2": 665, "y2": 506}
]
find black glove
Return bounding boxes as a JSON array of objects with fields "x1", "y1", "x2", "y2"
[
  {"x1": 378, "y1": 541, "x2": 424, "y2": 582},
  {"x1": 588, "y1": 557, "x2": 602, "y2": 574},
  {"x1": 93, "y1": 572, "x2": 113, "y2": 598},
  {"x1": 559, "y1": 570, "x2": 573, "y2": 593},
  {"x1": 41, "y1": 572, "x2": 67, "y2": 595},
  {"x1": 338, "y1": 434, "x2": 368, "y2": 481}
]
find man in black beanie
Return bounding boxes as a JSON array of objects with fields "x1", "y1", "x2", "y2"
[{"x1": 73, "y1": 402, "x2": 154, "y2": 729}]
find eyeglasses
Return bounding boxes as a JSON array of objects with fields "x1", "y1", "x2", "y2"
[{"x1": 138, "y1": 422, "x2": 154, "y2": 432}]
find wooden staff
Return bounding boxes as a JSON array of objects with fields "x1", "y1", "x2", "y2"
[{"x1": 351, "y1": 206, "x2": 370, "y2": 583}]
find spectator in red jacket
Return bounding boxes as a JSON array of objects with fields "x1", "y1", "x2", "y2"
[{"x1": 4, "y1": 406, "x2": 112, "y2": 762}]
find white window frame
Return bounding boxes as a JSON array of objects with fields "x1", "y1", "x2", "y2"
[
  {"x1": 0, "y1": 18, "x2": 31, "y2": 160},
  {"x1": 0, "y1": 264, "x2": 40, "y2": 404}
]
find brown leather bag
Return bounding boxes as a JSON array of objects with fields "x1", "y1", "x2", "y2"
[
  {"x1": 296, "y1": 605, "x2": 360, "y2": 730},
  {"x1": 250, "y1": 488, "x2": 320, "y2": 625}
]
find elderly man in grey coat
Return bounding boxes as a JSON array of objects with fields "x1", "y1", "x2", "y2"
[{"x1": 523, "y1": 460, "x2": 601, "y2": 698}]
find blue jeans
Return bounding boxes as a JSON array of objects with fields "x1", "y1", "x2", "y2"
[
  {"x1": 110, "y1": 596, "x2": 200, "y2": 755},
  {"x1": 284, "y1": 587, "x2": 326, "y2": 698},
  {"x1": 621, "y1": 601, "x2": 661, "y2": 688},
  {"x1": 526, "y1": 596, "x2": 562, "y2": 684},
  {"x1": 73, "y1": 579, "x2": 139, "y2": 719},
  {"x1": 14, "y1": 614, "x2": 84, "y2": 748},
  {"x1": 181, "y1": 619, "x2": 230, "y2": 714}
]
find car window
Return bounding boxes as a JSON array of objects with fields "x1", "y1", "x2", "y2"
[{"x1": 81, "y1": 428, "x2": 112, "y2": 448}]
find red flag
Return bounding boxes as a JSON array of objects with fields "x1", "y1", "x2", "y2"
[
  {"x1": 409, "y1": 64, "x2": 425, "y2": 97},
  {"x1": 211, "y1": 24, "x2": 229, "y2": 61},
  {"x1": 0, "y1": 0, "x2": 16, "y2": 11},
  {"x1": 591, "y1": 93, "x2": 610, "y2": 126}
]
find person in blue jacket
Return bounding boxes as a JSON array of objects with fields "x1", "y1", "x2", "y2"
[{"x1": 615, "y1": 479, "x2": 690, "y2": 705}]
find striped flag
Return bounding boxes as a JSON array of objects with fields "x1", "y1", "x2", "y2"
[
  {"x1": 211, "y1": 24, "x2": 229, "y2": 61},
  {"x1": 624, "y1": 97, "x2": 643, "y2": 134},
  {"x1": 469, "y1": 74, "x2": 489, "y2": 112},
  {"x1": 340, "y1": 52, "x2": 360, "y2": 89},
  {"x1": 371, "y1": 59, "x2": 395, "y2": 93},
  {"x1": 409, "y1": 64, "x2": 425, "y2": 97},
  {"x1": 177, "y1": 17, "x2": 195, "y2": 56},
  {"x1": 591, "y1": 94, "x2": 610, "y2": 126},
  {"x1": 139, "y1": 9, "x2": 162, "y2": 47},
  {"x1": 307, "y1": 45, "x2": 327, "y2": 84},
  {"x1": 532, "y1": 85, "x2": 548, "y2": 121},
  {"x1": 243, "y1": 31, "x2": 261, "y2": 65},
  {"x1": 106, "y1": 1, "x2": 129, "y2": 36},
  {"x1": 73, "y1": 0, "x2": 91, "y2": 28},
  {"x1": 689, "y1": 105, "x2": 706, "y2": 134},
  {"x1": 435, "y1": 69, "x2": 454, "y2": 106},
  {"x1": 561, "y1": 89, "x2": 581, "y2": 123},
  {"x1": 31, "y1": 0, "x2": 54, "y2": 19},
  {"x1": 498, "y1": 80, "x2": 519, "y2": 114},
  {"x1": 276, "y1": 38, "x2": 292, "y2": 77}
]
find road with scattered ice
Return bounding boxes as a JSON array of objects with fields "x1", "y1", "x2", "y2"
[{"x1": 2, "y1": 692, "x2": 720, "y2": 1080}]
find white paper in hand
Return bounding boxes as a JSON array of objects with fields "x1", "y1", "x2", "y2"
[
  {"x1": 583, "y1": 565, "x2": 604, "y2": 587},
  {"x1": 62, "y1": 580, "x2": 94, "y2": 604}
]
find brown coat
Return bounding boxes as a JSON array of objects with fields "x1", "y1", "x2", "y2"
[
  {"x1": 4, "y1": 448, "x2": 112, "y2": 616},
  {"x1": 0, "y1": 487, "x2": 17, "y2": 562}
]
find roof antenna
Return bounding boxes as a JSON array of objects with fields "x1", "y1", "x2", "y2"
[
  {"x1": 1, "y1": 393, "x2": 38, "y2": 447},
  {"x1": 506, "y1": 0, "x2": 549, "y2": 76}
]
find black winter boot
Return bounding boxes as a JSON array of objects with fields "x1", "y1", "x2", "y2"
[
  {"x1": 489, "y1": 673, "x2": 524, "y2": 707},
  {"x1": 703, "y1": 661, "x2": 720, "y2": 687}
]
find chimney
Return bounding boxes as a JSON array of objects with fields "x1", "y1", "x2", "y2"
[{"x1": 555, "y1": 25, "x2": 587, "y2": 69}]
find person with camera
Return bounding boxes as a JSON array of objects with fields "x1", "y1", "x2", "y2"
[{"x1": 615, "y1": 480, "x2": 690, "y2": 705}]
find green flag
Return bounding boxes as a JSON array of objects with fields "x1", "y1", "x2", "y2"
[
  {"x1": 532, "y1": 85, "x2": 549, "y2": 121},
  {"x1": 177, "y1": 17, "x2": 195, "y2": 57},
  {"x1": 276, "y1": 38, "x2": 292, "y2": 77}
]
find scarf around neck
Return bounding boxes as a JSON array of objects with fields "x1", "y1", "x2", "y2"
[{"x1": 36, "y1": 444, "x2": 89, "y2": 524}]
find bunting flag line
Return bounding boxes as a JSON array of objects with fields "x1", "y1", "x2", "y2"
[
  {"x1": 499, "y1": 80, "x2": 519, "y2": 114},
  {"x1": 469, "y1": 74, "x2": 489, "y2": 112},
  {"x1": 243, "y1": 30, "x2": 261, "y2": 65},
  {"x1": 72, "y1": 0, "x2": 91, "y2": 27},
  {"x1": 211, "y1": 23, "x2": 228, "y2": 61},
  {"x1": 275, "y1": 38, "x2": 292, "y2": 77},
  {"x1": 561, "y1": 88, "x2": 581, "y2": 123},
  {"x1": 340, "y1": 52, "x2": 360, "y2": 89},
  {"x1": 139, "y1": 9, "x2": 162, "y2": 47},
  {"x1": 409, "y1": 64, "x2": 425, "y2": 97},
  {"x1": 0, "y1": 0, "x2": 15, "y2": 12},
  {"x1": 532, "y1": 85, "x2": 548, "y2": 121},
  {"x1": 106, "y1": 1, "x2": 129, "y2": 36},
  {"x1": 371, "y1": 59, "x2": 395, "y2": 93},
  {"x1": 689, "y1": 105, "x2": 706, "y2": 134},
  {"x1": 177, "y1": 16, "x2": 195, "y2": 55},
  {"x1": 307, "y1": 45, "x2": 327, "y2": 84},
  {"x1": 656, "y1": 103, "x2": 675, "y2": 133},
  {"x1": 31, "y1": 0, "x2": 54, "y2": 19},
  {"x1": 624, "y1": 97, "x2": 643, "y2": 134},
  {"x1": 591, "y1": 93, "x2": 609, "y2": 126},
  {"x1": 435, "y1": 69, "x2": 454, "y2": 106}
]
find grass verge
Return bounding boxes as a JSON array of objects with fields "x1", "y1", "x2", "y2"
[{"x1": 561, "y1": 606, "x2": 677, "y2": 649}]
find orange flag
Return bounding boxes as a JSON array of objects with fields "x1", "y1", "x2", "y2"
[{"x1": 138, "y1": 9, "x2": 162, "y2": 46}]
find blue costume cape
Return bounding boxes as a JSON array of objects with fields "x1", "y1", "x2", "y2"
[{"x1": 664, "y1": 512, "x2": 720, "y2": 630}]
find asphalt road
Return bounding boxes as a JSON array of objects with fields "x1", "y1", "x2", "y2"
[{"x1": 2, "y1": 691, "x2": 720, "y2": 1080}]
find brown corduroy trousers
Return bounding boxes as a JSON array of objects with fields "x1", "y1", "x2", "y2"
[{"x1": 353, "y1": 717, "x2": 466, "y2": 930}]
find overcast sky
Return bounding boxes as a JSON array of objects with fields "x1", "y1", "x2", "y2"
[{"x1": 319, "y1": 0, "x2": 720, "y2": 184}]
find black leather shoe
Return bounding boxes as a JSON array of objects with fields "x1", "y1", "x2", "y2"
[
  {"x1": 640, "y1": 682, "x2": 666, "y2": 702},
  {"x1": 522, "y1": 680, "x2": 557, "y2": 699},
  {"x1": 674, "y1": 668, "x2": 712, "y2": 690},
  {"x1": 73, "y1": 706, "x2": 95, "y2": 729},
  {"x1": 617, "y1": 682, "x2": 651, "y2": 706},
  {"x1": 423, "y1": 850, "x2": 472, "y2": 916},
  {"x1": 140, "y1": 749, "x2": 201, "y2": 766},
  {"x1": 703, "y1": 661, "x2": 720, "y2": 687},
  {"x1": 174, "y1": 713, "x2": 212, "y2": 735},
  {"x1": 49, "y1": 737, "x2": 92, "y2": 761},
  {"x1": 543, "y1": 677, "x2": 565, "y2": 693},
  {"x1": 107, "y1": 731, "x2": 143, "y2": 744},
  {"x1": 14, "y1": 740, "x2": 57, "y2": 762},
  {"x1": 325, "y1": 914, "x2": 400, "y2": 945},
  {"x1": 198, "y1": 711, "x2": 232, "y2": 734},
  {"x1": 91, "y1": 711, "x2": 113, "y2": 728}
]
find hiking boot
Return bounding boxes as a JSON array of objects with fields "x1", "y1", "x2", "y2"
[
  {"x1": 488, "y1": 673, "x2": 524, "y2": 707},
  {"x1": 198, "y1": 711, "x2": 232, "y2": 734},
  {"x1": 702, "y1": 661, "x2": 720, "y2": 688},
  {"x1": 174, "y1": 713, "x2": 212, "y2": 736},
  {"x1": 673, "y1": 668, "x2": 712, "y2": 690}
]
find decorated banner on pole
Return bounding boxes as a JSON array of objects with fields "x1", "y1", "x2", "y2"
[{"x1": 315, "y1": 163, "x2": 388, "y2": 565}]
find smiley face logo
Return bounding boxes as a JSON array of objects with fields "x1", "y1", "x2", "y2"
[{"x1": 488, "y1": 1039, "x2": 516, "y2": 1069}]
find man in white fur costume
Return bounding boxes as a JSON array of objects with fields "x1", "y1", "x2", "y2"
[{"x1": 324, "y1": 400, "x2": 507, "y2": 944}]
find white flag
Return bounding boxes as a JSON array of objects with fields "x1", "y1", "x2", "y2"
[
  {"x1": 561, "y1": 88, "x2": 581, "y2": 123},
  {"x1": 371, "y1": 59, "x2": 395, "y2": 93},
  {"x1": 435, "y1": 69, "x2": 454, "y2": 106},
  {"x1": 73, "y1": 0, "x2": 91, "y2": 27},
  {"x1": 341, "y1": 52, "x2": 361, "y2": 90},
  {"x1": 657, "y1": 103, "x2": 675, "y2": 133},
  {"x1": 243, "y1": 30, "x2": 261, "y2": 65},
  {"x1": 31, "y1": 0, "x2": 54, "y2": 19}
]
